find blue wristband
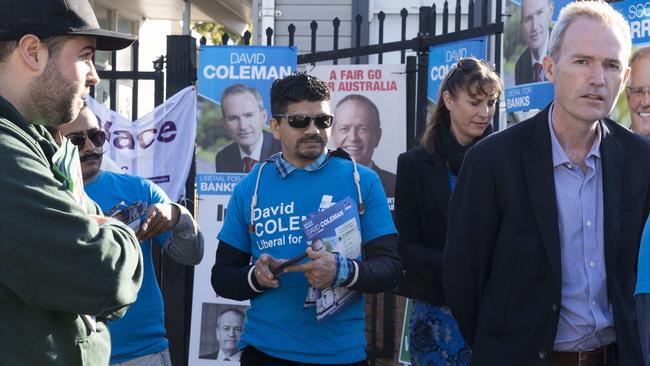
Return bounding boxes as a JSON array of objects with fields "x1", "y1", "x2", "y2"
[{"x1": 332, "y1": 254, "x2": 350, "y2": 287}]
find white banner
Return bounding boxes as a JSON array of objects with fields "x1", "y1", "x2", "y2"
[{"x1": 86, "y1": 86, "x2": 197, "y2": 201}]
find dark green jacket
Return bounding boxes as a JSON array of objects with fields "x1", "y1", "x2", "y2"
[{"x1": 0, "y1": 97, "x2": 143, "y2": 366}]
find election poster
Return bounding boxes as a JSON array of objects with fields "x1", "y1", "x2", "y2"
[
  {"x1": 189, "y1": 173, "x2": 249, "y2": 366},
  {"x1": 610, "y1": 0, "x2": 650, "y2": 127},
  {"x1": 196, "y1": 45, "x2": 297, "y2": 173},
  {"x1": 86, "y1": 86, "x2": 197, "y2": 202},
  {"x1": 503, "y1": 0, "x2": 571, "y2": 113},
  {"x1": 427, "y1": 36, "x2": 488, "y2": 104},
  {"x1": 310, "y1": 64, "x2": 407, "y2": 211}
]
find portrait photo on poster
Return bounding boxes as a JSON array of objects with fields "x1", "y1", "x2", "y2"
[
  {"x1": 197, "y1": 302, "x2": 249, "y2": 364},
  {"x1": 309, "y1": 64, "x2": 407, "y2": 205},
  {"x1": 196, "y1": 88, "x2": 281, "y2": 174},
  {"x1": 196, "y1": 46, "x2": 296, "y2": 174},
  {"x1": 503, "y1": 0, "x2": 571, "y2": 112}
]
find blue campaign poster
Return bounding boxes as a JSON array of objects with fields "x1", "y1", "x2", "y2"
[
  {"x1": 427, "y1": 37, "x2": 488, "y2": 103},
  {"x1": 504, "y1": 0, "x2": 571, "y2": 112},
  {"x1": 196, "y1": 46, "x2": 297, "y2": 173},
  {"x1": 198, "y1": 45, "x2": 297, "y2": 115},
  {"x1": 612, "y1": 0, "x2": 650, "y2": 45}
]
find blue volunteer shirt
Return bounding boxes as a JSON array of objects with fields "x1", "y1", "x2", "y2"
[
  {"x1": 217, "y1": 152, "x2": 396, "y2": 364},
  {"x1": 85, "y1": 171, "x2": 171, "y2": 364}
]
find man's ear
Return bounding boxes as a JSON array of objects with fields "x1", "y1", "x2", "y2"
[
  {"x1": 374, "y1": 127, "x2": 382, "y2": 148},
  {"x1": 17, "y1": 35, "x2": 47, "y2": 72},
  {"x1": 543, "y1": 55, "x2": 555, "y2": 83},
  {"x1": 270, "y1": 117, "x2": 281, "y2": 140},
  {"x1": 261, "y1": 108, "x2": 268, "y2": 124}
]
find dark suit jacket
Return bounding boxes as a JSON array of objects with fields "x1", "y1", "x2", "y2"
[
  {"x1": 515, "y1": 47, "x2": 535, "y2": 85},
  {"x1": 372, "y1": 162, "x2": 396, "y2": 198},
  {"x1": 443, "y1": 106, "x2": 650, "y2": 365},
  {"x1": 394, "y1": 147, "x2": 451, "y2": 304},
  {"x1": 215, "y1": 130, "x2": 282, "y2": 173}
]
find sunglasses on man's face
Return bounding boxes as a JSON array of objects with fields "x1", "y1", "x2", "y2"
[
  {"x1": 66, "y1": 130, "x2": 107, "y2": 148},
  {"x1": 273, "y1": 114, "x2": 334, "y2": 129}
]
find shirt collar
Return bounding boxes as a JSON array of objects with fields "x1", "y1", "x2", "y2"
[
  {"x1": 238, "y1": 134, "x2": 264, "y2": 161},
  {"x1": 273, "y1": 149, "x2": 329, "y2": 178},
  {"x1": 547, "y1": 103, "x2": 603, "y2": 168}
]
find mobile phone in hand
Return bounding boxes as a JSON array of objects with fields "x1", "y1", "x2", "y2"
[{"x1": 271, "y1": 252, "x2": 309, "y2": 277}]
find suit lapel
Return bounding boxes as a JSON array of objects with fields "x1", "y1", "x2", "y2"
[
  {"x1": 423, "y1": 150, "x2": 451, "y2": 223},
  {"x1": 522, "y1": 107, "x2": 562, "y2": 289},
  {"x1": 599, "y1": 121, "x2": 623, "y2": 281}
]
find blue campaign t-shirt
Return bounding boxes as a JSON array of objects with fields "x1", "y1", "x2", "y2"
[
  {"x1": 85, "y1": 171, "x2": 171, "y2": 364},
  {"x1": 217, "y1": 156, "x2": 396, "y2": 364},
  {"x1": 636, "y1": 216, "x2": 650, "y2": 295}
]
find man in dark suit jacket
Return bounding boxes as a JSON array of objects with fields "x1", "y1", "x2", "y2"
[
  {"x1": 444, "y1": 2, "x2": 649, "y2": 365},
  {"x1": 215, "y1": 84, "x2": 282, "y2": 173},
  {"x1": 331, "y1": 94, "x2": 396, "y2": 198},
  {"x1": 514, "y1": 0, "x2": 553, "y2": 85},
  {"x1": 215, "y1": 130, "x2": 281, "y2": 173}
]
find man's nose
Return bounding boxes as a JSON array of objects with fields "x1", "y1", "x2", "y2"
[
  {"x1": 87, "y1": 61, "x2": 99, "y2": 86},
  {"x1": 304, "y1": 120, "x2": 319, "y2": 134},
  {"x1": 641, "y1": 91, "x2": 650, "y2": 106},
  {"x1": 588, "y1": 65, "x2": 606, "y2": 86}
]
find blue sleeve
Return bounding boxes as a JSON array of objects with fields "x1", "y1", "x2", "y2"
[
  {"x1": 359, "y1": 170, "x2": 397, "y2": 244},
  {"x1": 637, "y1": 216, "x2": 650, "y2": 295},
  {"x1": 144, "y1": 178, "x2": 172, "y2": 247},
  {"x1": 216, "y1": 180, "x2": 252, "y2": 255}
]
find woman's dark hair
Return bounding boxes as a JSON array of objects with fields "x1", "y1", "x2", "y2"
[
  {"x1": 420, "y1": 57, "x2": 503, "y2": 153},
  {"x1": 270, "y1": 72, "x2": 331, "y2": 115}
]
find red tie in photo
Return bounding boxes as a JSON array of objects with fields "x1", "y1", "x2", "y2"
[
  {"x1": 243, "y1": 157, "x2": 258, "y2": 173},
  {"x1": 534, "y1": 62, "x2": 543, "y2": 82}
]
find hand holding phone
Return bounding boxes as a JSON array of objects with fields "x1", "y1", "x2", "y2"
[{"x1": 271, "y1": 252, "x2": 309, "y2": 277}]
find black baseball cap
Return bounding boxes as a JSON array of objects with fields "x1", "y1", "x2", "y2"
[{"x1": 0, "y1": 0, "x2": 136, "y2": 51}]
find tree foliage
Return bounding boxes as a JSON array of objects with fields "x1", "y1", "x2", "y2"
[{"x1": 192, "y1": 22, "x2": 243, "y2": 45}]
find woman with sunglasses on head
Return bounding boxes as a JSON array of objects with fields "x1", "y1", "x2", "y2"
[{"x1": 395, "y1": 57, "x2": 502, "y2": 366}]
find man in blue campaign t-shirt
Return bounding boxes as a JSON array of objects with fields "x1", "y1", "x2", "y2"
[
  {"x1": 212, "y1": 72, "x2": 402, "y2": 365},
  {"x1": 57, "y1": 108, "x2": 204, "y2": 366}
]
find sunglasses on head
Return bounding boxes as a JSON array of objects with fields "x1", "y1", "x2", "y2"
[
  {"x1": 446, "y1": 58, "x2": 496, "y2": 81},
  {"x1": 273, "y1": 114, "x2": 334, "y2": 129},
  {"x1": 66, "y1": 130, "x2": 107, "y2": 148}
]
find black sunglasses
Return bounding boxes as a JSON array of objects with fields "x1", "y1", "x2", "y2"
[
  {"x1": 446, "y1": 58, "x2": 496, "y2": 81},
  {"x1": 66, "y1": 130, "x2": 107, "y2": 148},
  {"x1": 273, "y1": 114, "x2": 334, "y2": 129}
]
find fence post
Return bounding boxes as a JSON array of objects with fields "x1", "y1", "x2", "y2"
[
  {"x1": 406, "y1": 56, "x2": 417, "y2": 149},
  {"x1": 164, "y1": 34, "x2": 197, "y2": 366},
  {"x1": 416, "y1": 6, "x2": 432, "y2": 141}
]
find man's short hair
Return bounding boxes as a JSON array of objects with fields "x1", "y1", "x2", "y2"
[
  {"x1": 270, "y1": 72, "x2": 330, "y2": 115},
  {"x1": 630, "y1": 46, "x2": 650, "y2": 66},
  {"x1": 520, "y1": 0, "x2": 553, "y2": 17},
  {"x1": 548, "y1": 1, "x2": 631, "y2": 61},
  {"x1": 221, "y1": 84, "x2": 265, "y2": 112},
  {"x1": 334, "y1": 94, "x2": 381, "y2": 131},
  {"x1": 217, "y1": 308, "x2": 244, "y2": 326}
]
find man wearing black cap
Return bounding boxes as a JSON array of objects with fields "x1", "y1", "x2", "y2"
[{"x1": 0, "y1": 1, "x2": 144, "y2": 365}]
